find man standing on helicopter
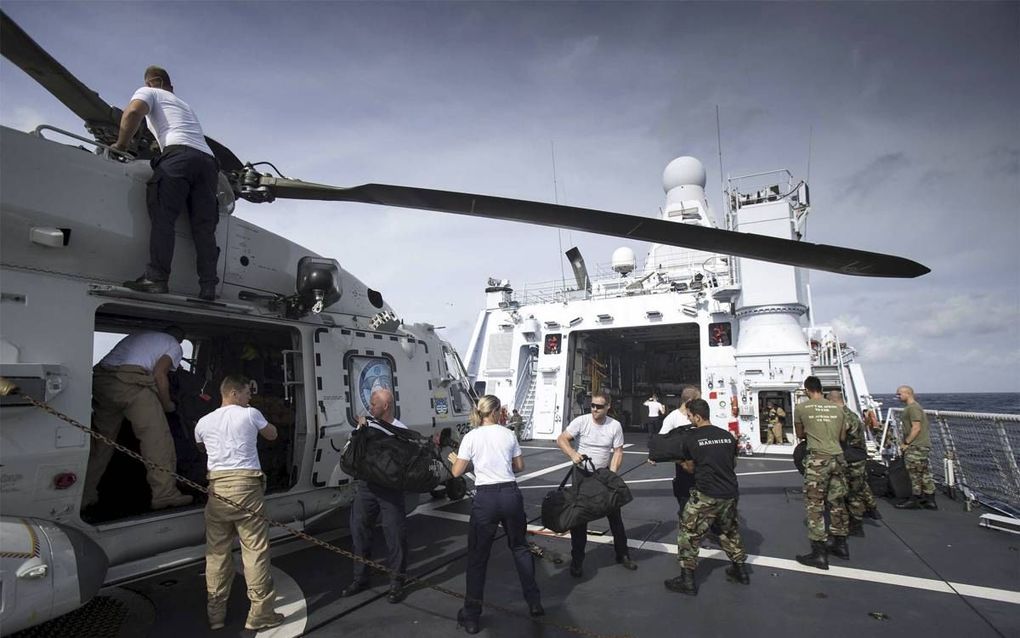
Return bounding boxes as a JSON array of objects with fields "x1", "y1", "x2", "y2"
[{"x1": 112, "y1": 66, "x2": 220, "y2": 301}]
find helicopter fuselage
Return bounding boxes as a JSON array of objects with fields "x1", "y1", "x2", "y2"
[{"x1": 0, "y1": 125, "x2": 473, "y2": 632}]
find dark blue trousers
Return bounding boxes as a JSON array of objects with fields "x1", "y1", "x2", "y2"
[
  {"x1": 145, "y1": 146, "x2": 220, "y2": 286},
  {"x1": 463, "y1": 482, "x2": 540, "y2": 620},
  {"x1": 350, "y1": 481, "x2": 407, "y2": 585},
  {"x1": 570, "y1": 507, "x2": 629, "y2": 565}
]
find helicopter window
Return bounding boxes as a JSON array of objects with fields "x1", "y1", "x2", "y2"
[
  {"x1": 346, "y1": 355, "x2": 395, "y2": 418},
  {"x1": 367, "y1": 289, "x2": 384, "y2": 309}
]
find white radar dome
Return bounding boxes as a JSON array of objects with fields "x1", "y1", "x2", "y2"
[
  {"x1": 662, "y1": 156, "x2": 707, "y2": 192},
  {"x1": 612, "y1": 247, "x2": 636, "y2": 275}
]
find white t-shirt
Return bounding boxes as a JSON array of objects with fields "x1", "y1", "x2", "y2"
[
  {"x1": 457, "y1": 424, "x2": 521, "y2": 486},
  {"x1": 566, "y1": 415, "x2": 624, "y2": 470},
  {"x1": 131, "y1": 87, "x2": 214, "y2": 156},
  {"x1": 644, "y1": 399, "x2": 665, "y2": 418},
  {"x1": 100, "y1": 332, "x2": 183, "y2": 373},
  {"x1": 195, "y1": 404, "x2": 269, "y2": 471},
  {"x1": 366, "y1": 417, "x2": 407, "y2": 435},
  {"x1": 660, "y1": 409, "x2": 691, "y2": 435}
]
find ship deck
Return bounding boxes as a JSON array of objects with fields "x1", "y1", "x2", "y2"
[{"x1": 19, "y1": 434, "x2": 1019, "y2": 637}]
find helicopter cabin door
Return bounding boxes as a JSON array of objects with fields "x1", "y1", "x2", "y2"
[{"x1": 310, "y1": 328, "x2": 354, "y2": 487}]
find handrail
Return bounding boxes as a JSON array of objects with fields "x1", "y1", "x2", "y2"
[
  {"x1": 885, "y1": 407, "x2": 1020, "y2": 516},
  {"x1": 31, "y1": 124, "x2": 134, "y2": 162}
]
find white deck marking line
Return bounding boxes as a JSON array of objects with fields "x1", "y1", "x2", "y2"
[
  {"x1": 514, "y1": 460, "x2": 576, "y2": 483},
  {"x1": 256, "y1": 566, "x2": 307, "y2": 637},
  {"x1": 517, "y1": 469, "x2": 799, "y2": 490},
  {"x1": 415, "y1": 509, "x2": 1020, "y2": 606}
]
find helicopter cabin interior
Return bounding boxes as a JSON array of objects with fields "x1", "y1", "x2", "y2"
[
  {"x1": 87, "y1": 304, "x2": 301, "y2": 522},
  {"x1": 564, "y1": 323, "x2": 701, "y2": 430}
]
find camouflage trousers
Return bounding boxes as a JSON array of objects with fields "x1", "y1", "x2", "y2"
[
  {"x1": 677, "y1": 490, "x2": 746, "y2": 570},
  {"x1": 904, "y1": 446, "x2": 936, "y2": 496},
  {"x1": 846, "y1": 460, "x2": 877, "y2": 520},
  {"x1": 804, "y1": 452, "x2": 848, "y2": 541}
]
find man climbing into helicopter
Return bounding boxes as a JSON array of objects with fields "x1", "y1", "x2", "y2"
[
  {"x1": 112, "y1": 66, "x2": 220, "y2": 301},
  {"x1": 83, "y1": 326, "x2": 193, "y2": 511}
]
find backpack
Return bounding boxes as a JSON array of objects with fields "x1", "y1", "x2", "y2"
[
  {"x1": 541, "y1": 458, "x2": 633, "y2": 533},
  {"x1": 339, "y1": 418, "x2": 449, "y2": 493}
]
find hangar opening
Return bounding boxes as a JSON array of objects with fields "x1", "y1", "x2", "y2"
[{"x1": 564, "y1": 323, "x2": 701, "y2": 431}]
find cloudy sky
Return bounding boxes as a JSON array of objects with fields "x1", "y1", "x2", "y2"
[{"x1": 2, "y1": 1, "x2": 1017, "y2": 392}]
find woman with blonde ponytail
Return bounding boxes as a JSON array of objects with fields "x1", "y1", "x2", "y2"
[{"x1": 449, "y1": 395, "x2": 542, "y2": 633}]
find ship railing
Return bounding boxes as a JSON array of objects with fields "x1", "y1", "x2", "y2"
[
  {"x1": 513, "y1": 254, "x2": 734, "y2": 306},
  {"x1": 883, "y1": 408, "x2": 1020, "y2": 517}
]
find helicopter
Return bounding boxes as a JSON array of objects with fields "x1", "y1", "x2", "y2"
[{"x1": 0, "y1": 10, "x2": 928, "y2": 634}]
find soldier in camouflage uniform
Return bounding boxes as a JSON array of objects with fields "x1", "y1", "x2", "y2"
[
  {"x1": 794, "y1": 376, "x2": 849, "y2": 570},
  {"x1": 894, "y1": 385, "x2": 937, "y2": 510},
  {"x1": 827, "y1": 391, "x2": 881, "y2": 535},
  {"x1": 665, "y1": 399, "x2": 749, "y2": 596}
]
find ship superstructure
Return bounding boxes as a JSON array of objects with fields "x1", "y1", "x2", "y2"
[{"x1": 465, "y1": 156, "x2": 877, "y2": 452}]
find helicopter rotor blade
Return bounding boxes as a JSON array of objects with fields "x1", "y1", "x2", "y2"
[
  {"x1": 246, "y1": 176, "x2": 929, "y2": 278},
  {"x1": 0, "y1": 10, "x2": 119, "y2": 143},
  {"x1": 1, "y1": 10, "x2": 242, "y2": 170}
]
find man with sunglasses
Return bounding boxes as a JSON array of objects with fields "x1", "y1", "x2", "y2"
[
  {"x1": 556, "y1": 391, "x2": 637, "y2": 577},
  {"x1": 112, "y1": 66, "x2": 220, "y2": 301}
]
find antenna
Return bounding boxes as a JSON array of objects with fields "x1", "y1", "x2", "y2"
[
  {"x1": 806, "y1": 125, "x2": 813, "y2": 185},
  {"x1": 551, "y1": 141, "x2": 566, "y2": 291},
  {"x1": 716, "y1": 105, "x2": 730, "y2": 230}
]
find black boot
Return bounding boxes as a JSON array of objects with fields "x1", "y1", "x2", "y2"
[
  {"x1": 198, "y1": 283, "x2": 217, "y2": 301},
  {"x1": 895, "y1": 495, "x2": 921, "y2": 509},
  {"x1": 664, "y1": 568, "x2": 698, "y2": 595},
  {"x1": 827, "y1": 535, "x2": 850, "y2": 560},
  {"x1": 123, "y1": 276, "x2": 168, "y2": 294},
  {"x1": 796, "y1": 541, "x2": 829, "y2": 570},
  {"x1": 864, "y1": 507, "x2": 883, "y2": 520},
  {"x1": 849, "y1": 519, "x2": 865, "y2": 537},
  {"x1": 725, "y1": 562, "x2": 750, "y2": 585},
  {"x1": 921, "y1": 494, "x2": 938, "y2": 510}
]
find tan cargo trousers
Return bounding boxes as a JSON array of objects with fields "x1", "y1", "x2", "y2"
[
  {"x1": 205, "y1": 469, "x2": 277, "y2": 625},
  {"x1": 84, "y1": 365, "x2": 183, "y2": 507}
]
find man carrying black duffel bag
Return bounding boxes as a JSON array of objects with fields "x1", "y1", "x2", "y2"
[
  {"x1": 556, "y1": 390, "x2": 637, "y2": 577},
  {"x1": 340, "y1": 388, "x2": 409, "y2": 604},
  {"x1": 665, "y1": 399, "x2": 749, "y2": 596}
]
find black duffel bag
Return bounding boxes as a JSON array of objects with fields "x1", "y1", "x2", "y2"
[
  {"x1": 866, "y1": 460, "x2": 891, "y2": 497},
  {"x1": 793, "y1": 441, "x2": 807, "y2": 475},
  {"x1": 843, "y1": 444, "x2": 869, "y2": 463},
  {"x1": 339, "y1": 418, "x2": 449, "y2": 493},
  {"x1": 541, "y1": 458, "x2": 633, "y2": 533},
  {"x1": 648, "y1": 425, "x2": 692, "y2": 462},
  {"x1": 887, "y1": 457, "x2": 913, "y2": 499}
]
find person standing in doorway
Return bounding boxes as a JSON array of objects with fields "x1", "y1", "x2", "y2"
[{"x1": 644, "y1": 393, "x2": 666, "y2": 434}]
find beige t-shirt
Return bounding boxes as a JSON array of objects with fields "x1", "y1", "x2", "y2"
[{"x1": 794, "y1": 398, "x2": 845, "y2": 456}]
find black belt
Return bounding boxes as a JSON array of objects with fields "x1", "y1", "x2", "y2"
[{"x1": 475, "y1": 481, "x2": 518, "y2": 491}]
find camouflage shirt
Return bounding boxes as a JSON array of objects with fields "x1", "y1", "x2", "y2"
[{"x1": 843, "y1": 406, "x2": 865, "y2": 449}]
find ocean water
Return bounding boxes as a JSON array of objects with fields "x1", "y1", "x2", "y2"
[{"x1": 872, "y1": 393, "x2": 1020, "y2": 416}]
